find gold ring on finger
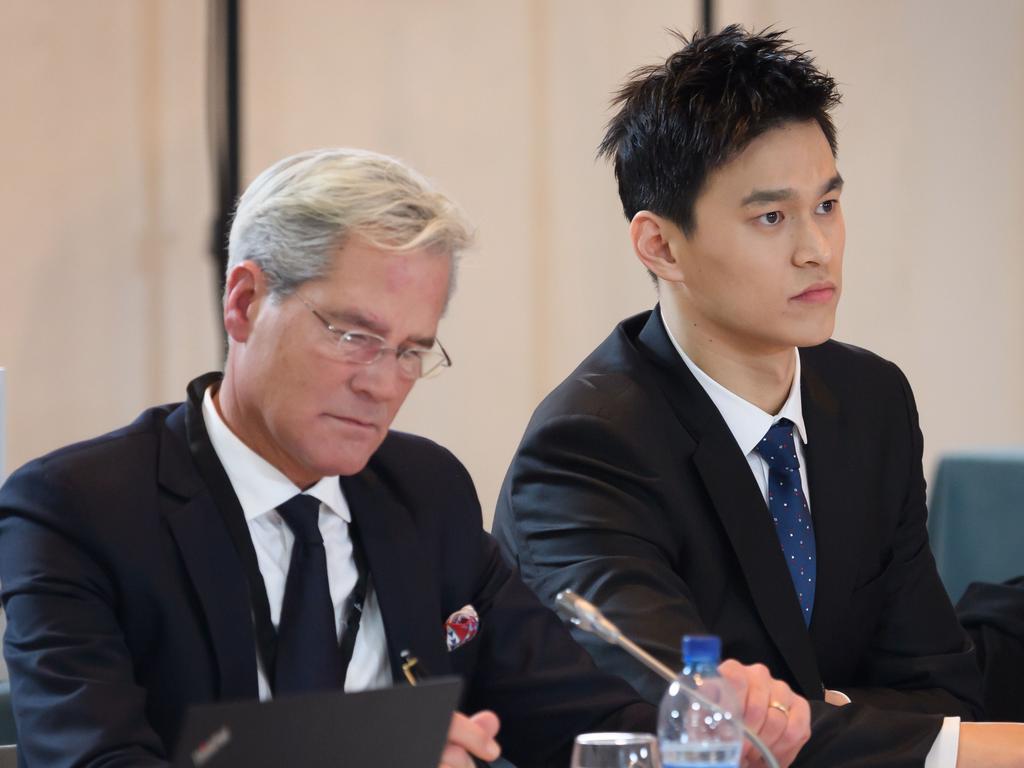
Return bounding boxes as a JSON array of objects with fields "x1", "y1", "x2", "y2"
[{"x1": 768, "y1": 700, "x2": 790, "y2": 716}]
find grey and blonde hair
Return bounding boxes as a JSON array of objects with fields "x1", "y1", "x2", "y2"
[{"x1": 227, "y1": 148, "x2": 474, "y2": 299}]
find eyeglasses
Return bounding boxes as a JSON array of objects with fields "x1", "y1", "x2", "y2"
[{"x1": 300, "y1": 297, "x2": 452, "y2": 380}]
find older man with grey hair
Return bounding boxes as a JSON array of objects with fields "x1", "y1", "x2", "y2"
[{"x1": 0, "y1": 148, "x2": 809, "y2": 768}]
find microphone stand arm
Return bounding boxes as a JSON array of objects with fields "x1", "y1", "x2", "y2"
[{"x1": 614, "y1": 634, "x2": 679, "y2": 685}]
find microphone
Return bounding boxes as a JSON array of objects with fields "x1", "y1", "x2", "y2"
[
  {"x1": 555, "y1": 590, "x2": 780, "y2": 768},
  {"x1": 555, "y1": 590, "x2": 676, "y2": 682}
]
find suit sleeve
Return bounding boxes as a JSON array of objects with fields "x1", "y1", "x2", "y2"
[
  {"x1": 434, "y1": 449, "x2": 656, "y2": 768},
  {"x1": 0, "y1": 461, "x2": 169, "y2": 768},
  {"x1": 836, "y1": 364, "x2": 982, "y2": 718},
  {"x1": 494, "y1": 410, "x2": 708, "y2": 704}
]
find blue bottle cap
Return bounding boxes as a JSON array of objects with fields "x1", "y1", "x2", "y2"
[{"x1": 682, "y1": 634, "x2": 721, "y2": 665}]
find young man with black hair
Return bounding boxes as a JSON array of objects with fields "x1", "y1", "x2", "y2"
[{"x1": 495, "y1": 26, "x2": 1024, "y2": 766}]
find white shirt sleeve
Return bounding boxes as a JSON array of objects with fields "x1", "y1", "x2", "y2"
[{"x1": 924, "y1": 717, "x2": 960, "y2": 768}]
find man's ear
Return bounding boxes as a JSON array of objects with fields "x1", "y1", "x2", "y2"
[
  {"x1": 223, "y1": 261, "x2": 267, "y2": 343},
  {"x1": 629, "y1": 211, "x2": 687, "y2": 284}
]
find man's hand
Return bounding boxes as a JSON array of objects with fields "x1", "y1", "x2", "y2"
[
  {"x1": 956, "y1": 723, "x2": 1024, "y2": 768},
  {"x1": 439, "y1": 710, "x2": 501, "y2": 768},
  {"x1": 719, "y1": 660, "x2": 810, "y2": 768}
]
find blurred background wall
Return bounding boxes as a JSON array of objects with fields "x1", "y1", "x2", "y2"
[{"x1": 2, "y1": 0, "x2": 1022, "y2": 531}]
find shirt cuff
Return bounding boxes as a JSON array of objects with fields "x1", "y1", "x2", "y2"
[{"x1": 924, "y1": 717, "x2": 961, "y2": 768}]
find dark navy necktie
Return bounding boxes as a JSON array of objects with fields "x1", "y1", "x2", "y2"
[
  {"x1": 274, "y1": 494, "x2": 345, "y2": 694},
  {"x1": 755, "y1": 419, "x2": 816, "y2": 626}
]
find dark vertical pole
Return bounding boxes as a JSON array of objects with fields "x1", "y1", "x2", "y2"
[
  {"x1": 209, "y1": 0, "x2": 241, "y2": 350},
  {"x1": 701, "y1": 0, "x2": 715, "y2": 34}
]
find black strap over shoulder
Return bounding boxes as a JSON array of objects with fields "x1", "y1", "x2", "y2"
[
  {"x1": 336, "y1": 522, "x2": 370, "y2": 678},
  {"x1": 185, "y1": 375, "x2": 281, "y2": 686}
]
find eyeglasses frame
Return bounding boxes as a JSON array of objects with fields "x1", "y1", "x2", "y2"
[{"x1": 299, "y1": 296, "x2": 452, "y2": 380}]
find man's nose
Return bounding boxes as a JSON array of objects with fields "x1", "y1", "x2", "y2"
[
  {"x1": 350, "y1": 354, "x2": 406, "y2": 400},
  {"x1": 794, "y1": 218, "x2": 832, "y2": 266}
]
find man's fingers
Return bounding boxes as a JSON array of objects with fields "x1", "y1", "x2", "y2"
[
  {"x1": 719, "y1": 658, "x2": 750, "y2": 704},
  {"x1": 722, "y1": 660, "x2": 773, "y2": 735},
  {"x1": 442, "y1": 710, "x2": 501, "y2": 768},
  {"x1": 469, "y1": 710, "x2": 501, "y2": 741},
  {"x1": 775, "y1": 695, "x2": 811, "y2": 767},
  {"x1": 756, "y1": 678, "x2": 802, "y2": 747},
  {"x1": 719, "y1": 661, "x2": 810, "y2": 768},
  {"x1": 439, "y1": 743, "x2": 475, "y2": 768},
  {"x1": 745, "y1": 686, "x2": 810, "y2": 768},
  {"x1": 719, "y1": 659, "x2": 755, "y2": 762}
]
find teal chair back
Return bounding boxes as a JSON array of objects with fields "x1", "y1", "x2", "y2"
[{"x1": 929, "y1": 449, "x2": 1024, "y2": 601}]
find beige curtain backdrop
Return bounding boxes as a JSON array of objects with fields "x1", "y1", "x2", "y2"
[{"x1": 2, "y1": 1, "x2": 1022, "y2": 552}]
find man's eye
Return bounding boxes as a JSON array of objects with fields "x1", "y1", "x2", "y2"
[
  {"x1": 816, "y1": 200, "x2": 836, "y2": 214},
  {"x1": 398, "y1": 348, "x2": 428, "y2": 361},
  {"x1": 758, "y1": 211, "x2": 783, "y2": 225},
  {"x1": 341, "y1": 332, "x2": 380, "y2": 351}
]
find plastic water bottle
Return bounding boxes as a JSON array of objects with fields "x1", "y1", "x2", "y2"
[{"x1": 658, "y1": 635, "x2": 743, "y2": 768}]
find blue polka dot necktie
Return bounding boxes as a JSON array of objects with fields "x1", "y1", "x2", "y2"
[{"x1": 755, "y1": 419, "x2": 816, "y2": 626}]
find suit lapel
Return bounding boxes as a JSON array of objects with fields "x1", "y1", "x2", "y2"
[
  {"x1": 636, "y1": 310, "x2": 823, "y2": 695},
  {"x1": 342, "y1": 462, "x2": 449, "y2": 683},
  {"x1": 160, "y1": 376, "x2": 450, "y2": 694},
  {"x1": 800, "y1": 354, "x2": 862, "y2": 658},
  {"x1": 158, "y1": 389, "x2": 259, "y2": 700}
]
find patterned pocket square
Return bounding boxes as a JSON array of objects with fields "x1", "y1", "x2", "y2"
[{"x1": 444, "y1": 604, "x2": 479, "y2": 652}]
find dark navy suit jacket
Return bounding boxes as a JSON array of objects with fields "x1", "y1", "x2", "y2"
[{"x1": 0, "y1": 374, "x2": 652, "y2": 767}]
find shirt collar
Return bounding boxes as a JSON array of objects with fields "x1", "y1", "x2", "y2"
[
  {"x1": 201, "y1": 386, "x2": 351, "y2": 523},
  {"x1": 659, "y1": 306, "x2": 808, "y2": 456}
]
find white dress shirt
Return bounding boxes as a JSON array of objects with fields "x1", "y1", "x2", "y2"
[
  {"x1": 660, "y1": 308, "x2": 959, "y2": 767},
  {"x1": 202, "y1": 387, "x2": 392, "y2": 699}
]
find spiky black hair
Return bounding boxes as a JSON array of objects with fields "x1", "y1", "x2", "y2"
[{"x1": 599, "y1": 25, "x2": 841, "y2": 234}]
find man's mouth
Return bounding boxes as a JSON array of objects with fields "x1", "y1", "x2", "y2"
[
  {"x1": 328, "y1": 415, "x2": 378, "y2": 431},
  {"x1": 792, "y1": 282, "x2": 836, "y2": 303}
]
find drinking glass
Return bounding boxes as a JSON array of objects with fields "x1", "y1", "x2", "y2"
[{"x1": 570, "y1": 732, "x2": 661, "y2": 768}]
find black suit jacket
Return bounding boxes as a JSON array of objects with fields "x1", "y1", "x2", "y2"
[
  {"x1": 0, "y1": 374, "x2": 652, "y2": 768},
  {"x1": 957, "y1": 576, "x2": 1024, "y2": 722},
  {"x1": 494, "y1": 310, "x2": 983, "y2": 766}
]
